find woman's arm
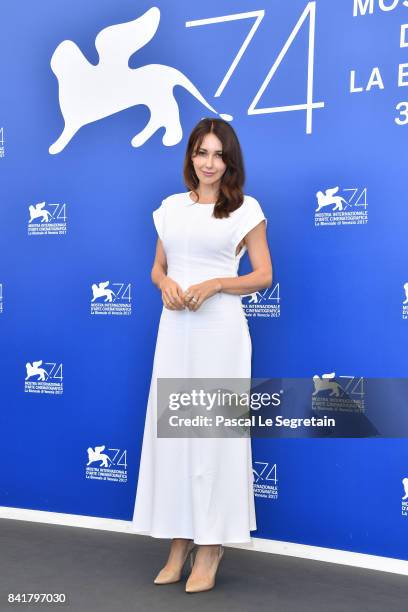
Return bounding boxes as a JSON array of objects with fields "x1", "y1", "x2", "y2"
[
  {"x1": 151, "y1": 238, "x2": 168, "y2": 290},
  {"x1": 151, "y1": 238, "x2": 185, "y2": 309},
  {"x1": 216, "y1": 221, "x2": 272, "y2": 295}
]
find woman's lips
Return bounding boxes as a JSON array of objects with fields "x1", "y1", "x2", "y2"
[{"x1": 202, "y1": 171, "x2": 214, "y2": 176}]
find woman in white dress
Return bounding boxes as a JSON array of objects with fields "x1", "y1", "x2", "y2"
[{"x1": 132, "y1": 118, "x2": 272, "y2": 593}]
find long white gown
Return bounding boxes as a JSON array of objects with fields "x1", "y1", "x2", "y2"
[{"x1": 131, "y1": 191, "x2": 267, "y2": 544}]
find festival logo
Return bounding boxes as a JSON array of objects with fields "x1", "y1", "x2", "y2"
[
  {"x1": 253, "y1": 460, "x2": 278, "y2": 500},
  {"x1": 49, "y1": 7, "x2": 231, "y2": 154},
  {"x1": 241, "y1": 283, "x2": 280, "y2": 318},
  {"x1": 402, "y1": 476, "x2": 408, "y2": 517},
  {"x1": 315, "y1": 186, "x2": 368, "y2": 227},
  {"x1": 86, "y1": 445, "x2": 128, "y2": 483},
  {"x1": 24, "y1": 359, "x2": 63, "y2": 394},
  {"x1": 27, "y1": 201, "x2": 67, "y2": 235},
  {"x1": 312, "y1": 372, "x2": 365, "y2": 413},
  {"x1": 402, "y1": 282, "x2": 408, "y2": 320},
  {"x1": 0, "y1": 127, "x2": 4, "y2": 157},
  {"x1": 91, "y1": 281, "x2": 132, "y2": 316}
]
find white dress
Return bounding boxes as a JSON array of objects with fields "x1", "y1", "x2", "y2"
[{"x1": 131, "y1": 191, "x2": 267, "y2": 544}]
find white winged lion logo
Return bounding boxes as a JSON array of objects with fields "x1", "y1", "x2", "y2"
[
  {"x1": 49, "y1": 7, "x2": 232, "y2": 154},
  {"x1": 315, "y1": 187, "x2": 348, "y2": 212}
]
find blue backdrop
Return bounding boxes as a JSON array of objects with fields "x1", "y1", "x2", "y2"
[{"x1": 0, "y1": 0, "x2": 407, "y2": 561}]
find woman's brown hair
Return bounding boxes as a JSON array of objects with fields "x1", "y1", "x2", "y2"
[{"x1": 183, "y1": 118, "x2": 245, "y2": 219}]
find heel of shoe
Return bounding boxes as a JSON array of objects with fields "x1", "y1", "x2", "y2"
[
  {"x1": 185, "y1": 544, "x2": 225, "y2": 593},
  {"x1": 189, "y1": 545, "x2": 197, "y2": 569}
]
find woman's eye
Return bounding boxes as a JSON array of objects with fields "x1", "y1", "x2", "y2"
[{"x1": 197, "y1": 151, "x2": 223, "y2": 156}]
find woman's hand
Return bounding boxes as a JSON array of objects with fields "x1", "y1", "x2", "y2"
[
  {"x1": 183, "y1": 279, "x2": 222, "y2": 311},
  {"x1": 159, "y1": 276, "x2": 186, "y2": 310}
]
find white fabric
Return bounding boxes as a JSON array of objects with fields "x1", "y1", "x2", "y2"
[{"x1": 131, "y1": 191, "x2": 267, "y2": 544}]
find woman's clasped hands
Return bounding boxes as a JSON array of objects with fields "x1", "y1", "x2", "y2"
[{"x1": 159, "y1": 277, "x2": 222, "y2": 311}]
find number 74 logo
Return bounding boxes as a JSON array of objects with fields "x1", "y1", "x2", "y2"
[{"x1": 186, "y1": 2, "x2": 324, "y2": 134}]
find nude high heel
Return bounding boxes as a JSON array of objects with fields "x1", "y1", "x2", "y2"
[
  {"x1": 185, "y1": 544, "x2": 224, "y2": 593},
  {"x1": 153, "y1": 541, "x2": 197, "y2": 585}
]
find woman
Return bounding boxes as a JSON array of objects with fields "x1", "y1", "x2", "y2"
[{"x1": 132, "y1": 118, "x2": 272, "y2": 593}]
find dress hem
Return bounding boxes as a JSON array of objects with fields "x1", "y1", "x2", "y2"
[{"x1": 128, "y1": 526, "x2": 257, "y2": 545}]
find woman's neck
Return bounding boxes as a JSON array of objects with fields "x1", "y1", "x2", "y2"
[{"x1": 195, "y1": 184, "x2": 219, "y2": 203}]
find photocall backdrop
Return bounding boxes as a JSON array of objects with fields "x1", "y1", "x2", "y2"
[{"x1": 1, "y1": 0, "x2": 407, "y2": 562}]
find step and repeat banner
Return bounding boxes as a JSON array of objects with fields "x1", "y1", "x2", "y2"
[{"x1": 1, "y1": 0, "x2": 407, "y2": 561}]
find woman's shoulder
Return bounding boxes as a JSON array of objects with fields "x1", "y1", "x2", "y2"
[
  {"x1": 162, "y1": 191, "x2": 189, "y2": 205},
  {"x1": 243, "y1": 194, "x2": 260, "y2": 204},
  {"x1": 234, "y1": 194, "x2": 261, "y2": 214}
]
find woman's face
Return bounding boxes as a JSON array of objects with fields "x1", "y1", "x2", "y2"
[{"x1": 191, "y1": 132, "x2": 227, "y2": 188}]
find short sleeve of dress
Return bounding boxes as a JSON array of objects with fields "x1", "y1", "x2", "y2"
[
  {"x1": 152, "y1": 198, "x2": 168, "y2": 241},
  {"x1": 234, "y1": 197, "x2": 267, "y2": 248}
]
